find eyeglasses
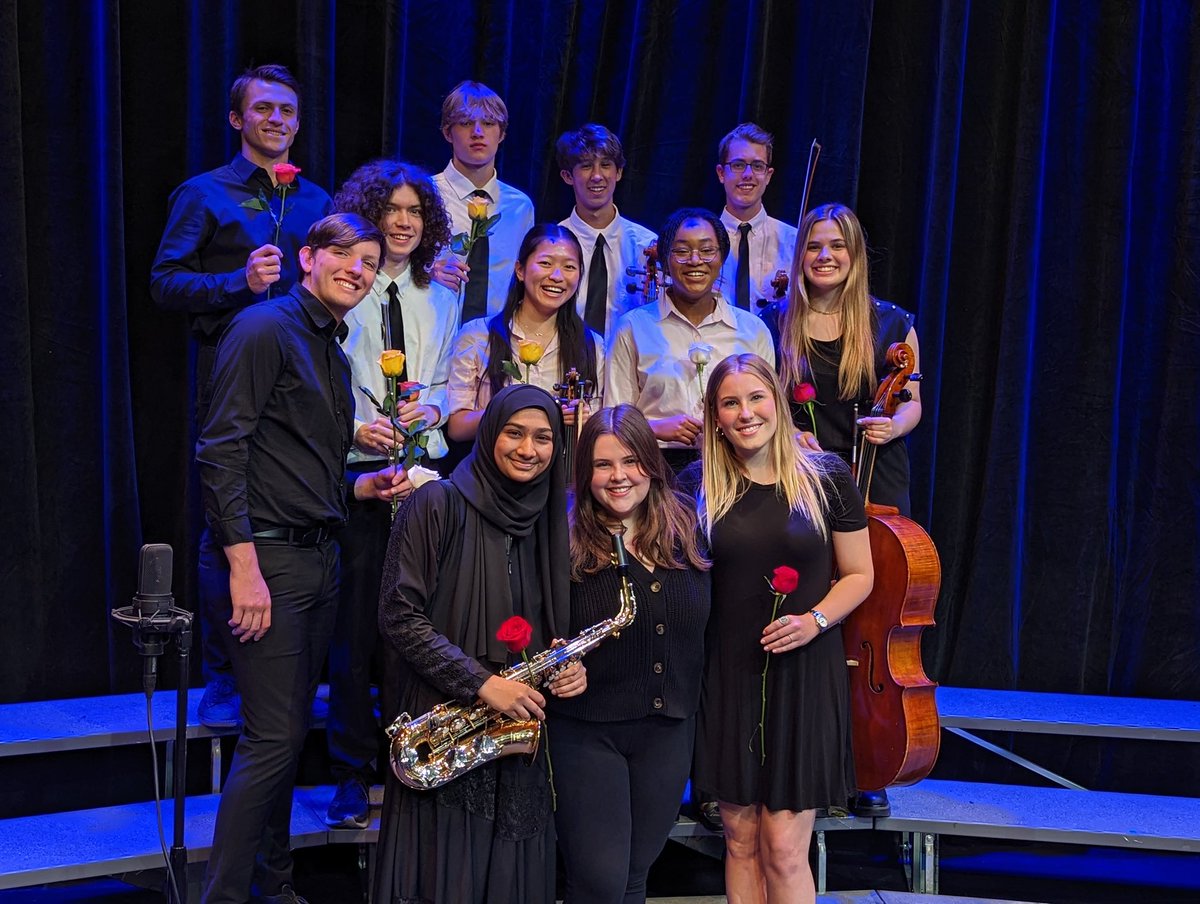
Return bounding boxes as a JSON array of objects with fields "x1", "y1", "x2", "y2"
[
  {"x1": 724, "y1": 159, "x2": 769, "y2": 176},
  {"x1": 669, "y1": 246, "x2": 720, "y2": 264}
]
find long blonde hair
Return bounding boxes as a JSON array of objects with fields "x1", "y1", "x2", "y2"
[
  {"x1": 699, "y1": 354, "x2": 835, "y2": 539},
  {"x1": 778, "y1": 204, "x2": 875, "y2": 400}
]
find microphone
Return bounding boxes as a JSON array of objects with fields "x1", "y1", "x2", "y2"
[
  {"x1": 135, "y1": 544, "x2": 174, "y2": 618},
  {"x1": 133, "y1": 544, "x2": 174, "y2": 694}
]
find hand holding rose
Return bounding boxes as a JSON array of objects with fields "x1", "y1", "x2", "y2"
[{"x1": 246, "y1": 244, "x2": 283, "y2": 294}]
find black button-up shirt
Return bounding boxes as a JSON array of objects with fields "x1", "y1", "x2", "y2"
[
  {"x1": 197, "y1": 284, "x2": 354, "y2": 547},
  {"x1": 150, "y1": 154, "x2": 333, "y2": 343}
]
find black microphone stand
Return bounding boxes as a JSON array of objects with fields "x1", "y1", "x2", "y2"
[{"x1": 112, "y1": 545, "x2": 194, "y2": 904}]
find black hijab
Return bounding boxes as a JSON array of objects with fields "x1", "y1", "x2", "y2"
[{"x1": 449, "y1": 384, "x2": 572, "y2": 663}]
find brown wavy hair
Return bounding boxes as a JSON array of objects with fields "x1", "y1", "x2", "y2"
[
  {"x1": 570, "y1": 405, "x2": 710, "y2": 579},
  {"x1": 333, "y1": 160, "x2": 450, "y2": 289}
]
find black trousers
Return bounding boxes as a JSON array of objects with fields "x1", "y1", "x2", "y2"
[
  {"x1": 552, "y1": 713, "x2": 694, "y2": 904},
  {"x1": 326, "y1": 462, "x2": 392, "y2": 782},
  {"x1": 200, "y1": 535, "x2": 339, "y2": 904}
]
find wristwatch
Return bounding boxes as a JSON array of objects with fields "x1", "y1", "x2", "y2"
[{"x1": 809, "y1": 609, "x2": 829, "y2": 632}]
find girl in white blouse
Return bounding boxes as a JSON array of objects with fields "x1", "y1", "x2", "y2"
[{"x1": 447, "y1": 223, "x2": 604, "y2": 441}]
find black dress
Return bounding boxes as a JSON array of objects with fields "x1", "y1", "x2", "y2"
[
  {"x1": 763, "y1": 299, "x2": 915, "y2": 515},
  {"x1": 693, "y1": 460, "x2": 867, "y2": 812}
]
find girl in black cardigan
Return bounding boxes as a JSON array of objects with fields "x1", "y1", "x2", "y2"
[{"x1": 550, "y1": 404, "x2": 711, "y2": 904}]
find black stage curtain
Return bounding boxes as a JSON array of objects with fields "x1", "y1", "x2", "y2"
[{"x1": 2, "y1": 1, "x2": 1198, "y2": 788}]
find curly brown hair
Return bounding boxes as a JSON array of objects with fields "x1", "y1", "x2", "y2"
[{"x1": 333, "y1": 160, "x2": 450, "y2": 289}]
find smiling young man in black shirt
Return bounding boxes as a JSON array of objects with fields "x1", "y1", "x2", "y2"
[
  {"x1": 196, "y1": 213, "x2": 410, "y2": 904},
  {"x1": 151, "y1": 64, "x2": 335, "y2": 730}
]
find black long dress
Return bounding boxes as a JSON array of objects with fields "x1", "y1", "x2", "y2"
[
  {"x1": 693, "y1": 461, "x2": 867, "y2": 812},
  {"x1": 373, "y1": 384, "x2": 571, "y2": 904},
  {"x1": 762, "y1": 299, "x2": 915, "y2": 515}
]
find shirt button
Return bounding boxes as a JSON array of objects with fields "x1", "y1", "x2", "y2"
[
  {"x1": 655, "y1": 624, "x2": 665, "y2": 635},
  {"x1": 650, "y1": 580, "x2": 662, "y2": 593},
  {"x1": 653, "y1": 662, "x2": 664, "y2": 674},
  {"x1": 653, "y1": 697, "x2": 664, "y2": 709}
]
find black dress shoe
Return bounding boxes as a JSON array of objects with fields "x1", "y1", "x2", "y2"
[{"x1": 851, "y1": 788, "x2": 891, "y2": 817}]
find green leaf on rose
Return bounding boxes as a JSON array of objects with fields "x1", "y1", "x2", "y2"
[
  {"x1": 449, "y1": 232, "x2": 470, "y2": 255},
  {"x1": 239, "y1": 196, "x2": 269, "y2": 211},
  {"x1": 480, "y1": 213, "x2": 502, "y2": 235},
  {"x1": 501, "y1": 360, "x2": 523, "y2": 381}
]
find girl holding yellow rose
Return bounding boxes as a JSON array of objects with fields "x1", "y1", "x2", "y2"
[{"x1": 447, "y1": 224, "x2": 604, "y2": 443}]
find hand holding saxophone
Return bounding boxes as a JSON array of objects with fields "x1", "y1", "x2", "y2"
[
  {"x1": 547, "y1": 659, "x2": 587, "y2": 698},
  {"x1": 479, "y1": 675, "x2": 547, "y2": 721}
]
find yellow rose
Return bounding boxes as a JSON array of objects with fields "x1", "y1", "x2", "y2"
[
  {"x1": 517, "y1": 340, "x2": 544, "y2": 366},
  {"x1": 379, "y1": 349, "x2": 406, "y2": 377},
  {"x1": 466, "y1": 197, "x2": 489, "y2": 220}
]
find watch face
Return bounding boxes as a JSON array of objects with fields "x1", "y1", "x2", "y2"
[{"x1": 812, "y1": 610, "x2": 828, "y2": 629}]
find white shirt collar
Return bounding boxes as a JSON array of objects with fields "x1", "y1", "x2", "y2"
[
  {"x1": 565, "y1": 206, "x2": 624, "y2": 244},
  {"x1": 720, "y1": 205, "x2": 770, "y2": 233},
  {"x1": 440, "y1": 160, "x2": 500, "y2": 203},
  {"x1": 656, "y1": 290, "x2": 738, "y2": 329}
]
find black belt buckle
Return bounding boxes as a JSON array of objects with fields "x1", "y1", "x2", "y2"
[
  {"x1": 253, "y1": 526, "x2": 330, "y2": 547},
  {"x1": 293, "y1": 526, "x2": 330, "y2": 546}
]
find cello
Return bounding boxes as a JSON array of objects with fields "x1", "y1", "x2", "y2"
[{"x1": 841, "y1": 343, "x2": 942, "y2": 790}]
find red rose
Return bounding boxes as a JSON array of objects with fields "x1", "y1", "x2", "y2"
[
  {"x1": 397, "y1": 380, "x2": 425, "y2": 403},
  {"x1": 771, "y1": 565, "x2": 799, "y2": 595},
  {"x1": 496, "y1": 615, "x2": 533, "y2": 653},
  {"x1": 273, "y1": 162, "x2": 302, "y2": 185},
  {"x1": 792, "y1": 383, "x2": 817, "y2": 404}
]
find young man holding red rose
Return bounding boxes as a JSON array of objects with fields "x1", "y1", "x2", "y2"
[
  {"x1": 150, "y1": 63, "x2": 334, "y2": 730},
  {"x1": 197, "y1": 213, "x2": 409, "y2": 904}
]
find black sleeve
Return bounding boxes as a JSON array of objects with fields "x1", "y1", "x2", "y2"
[
  {"x1": 822, "y1": 454, "x2": 869, "y2": 532},
  {"x1": 195, "y1": 305, "x2": 287, "y2": 546},
  {"x1": 378, "y1": 483, "x2": 494, "y2": 703}
]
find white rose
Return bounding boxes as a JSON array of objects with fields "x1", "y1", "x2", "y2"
[
  {"x1": 408, "y1": 465, "x2": 441, "y2": 490},
  {"x1": 688, "y1": 343, "x2": 714, "y2": 366}
]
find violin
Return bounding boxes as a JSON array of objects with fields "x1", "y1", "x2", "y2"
[
  {"x1": 841, "y1": 342, "x2": 942, "y2": 790},
  {"x1": 625, "y1": 242, "x2": 662, "y2": 303},
  {"x1": 757, "y1": 268, "x2": 790, "y2": 309},
  {"x1": 554, "y1": 367, "x2": 594, "y2": 484}
]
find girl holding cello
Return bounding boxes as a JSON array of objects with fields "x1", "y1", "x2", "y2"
[
  {"x1": 764, "y1": 203, "x2": 929, "y2": 816},
  {"x1": 766, "y1": 203, "x2": 921, "y2": 516}
]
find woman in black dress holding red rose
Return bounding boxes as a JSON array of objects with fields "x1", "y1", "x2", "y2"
[
  {"x1": 374, "y1": 384, "x2": 586, "y2": 904},
  {"x1": 691, "y1": 353, "x2": 872, "y2": 904}
]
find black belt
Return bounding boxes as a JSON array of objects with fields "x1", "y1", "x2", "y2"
[{"x1": 252, "y1": 526, "x2": 333, "y2": 547}]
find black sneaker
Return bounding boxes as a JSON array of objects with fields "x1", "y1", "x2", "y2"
[
  {"x1": 197, "y1": 676, "x2": 242, "y2": 729},
  {"x1": 325, "y1": 776, "x2": 370, "y2": 829}
]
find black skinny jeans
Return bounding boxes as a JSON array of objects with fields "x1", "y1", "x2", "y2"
[{"x1": 552, "y1": 713, "x2": 694, "y2": 904}]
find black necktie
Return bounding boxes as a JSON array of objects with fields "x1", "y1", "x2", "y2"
[
  {"x1": 736, "y1": 222, "x2": 751, "y2": 310},
  {"x1": 584, "y1": 234, "x2": 608, "y2": 335},
  {"x1": 463, "y1": 190, "x2": 491, "y2": 324},
  {"x1": 386, "y1": 282, "x2": 407, "y2": 380}
]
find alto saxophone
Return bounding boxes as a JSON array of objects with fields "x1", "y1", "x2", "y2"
[{"x1": 387, "y1": 533, "x2": 637, "y2": 790}]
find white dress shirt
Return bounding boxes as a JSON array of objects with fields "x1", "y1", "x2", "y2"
[
  {"x1": 342, "y1": 266, "x2": 460, "y2": 466},
  {"x1": 719, "y1": 206, "x2": 798, "y2": 310},
  {"x1": 434, "y1": 161, "x2": 535, "y2": 318},
  {"x1": 605, "y1": 291, "x2": 775, "y2": 447},
  {"x1": 447, "y1": 317, "x2": 606, "y2": 415},
  {"x1": 559, "y1": 206, "x2": 657, "y2": 339}
]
